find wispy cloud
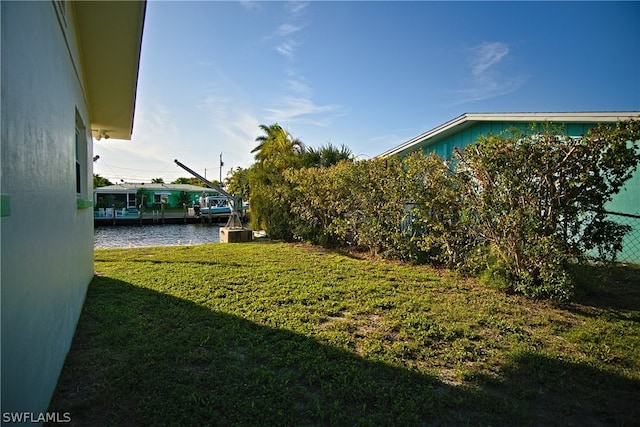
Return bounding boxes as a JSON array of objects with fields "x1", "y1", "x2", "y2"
[
  {"x1": 201, "y1": 96, "x2": 260, "y2": 168},
  {"x1": 454, "y1": 41, "x2": 528, "y2": 104},
  {"x1": 456, "y1": 75, "x2": 529, "y2": 104},
  {"x1": 285, "y1": 1, "x2": 309, "y2": 16},
  {"x1": 284, "y1": 69, "x2": 312, "y2": 97},
  {"x1": 238, "y1": 0, "x2": 261, "y2": 12},
  {"x1": 276, "y1": 40, "x2": 298, "y2": 59},
  {"x1": 286, "y1": 78, "x2": 311, "y2": 96},
  {"x1": 273, "y1": 1, "x2": 309, "y2": 60},
  {"x1": 471, "y1": 42, "x2": 509, "y2": 76},
  {"x1": 265, "y1": 97, "x2": 349, "y2": 127},
  {"x1": 266, "y1": 2, "x2": 348, "y2": 129},
  {"x1": 225, "y1": 1, "x2": 348, "y2": 138},
  {"x1": 277, "y1": 23, "x2": 302, "y2": 37}
]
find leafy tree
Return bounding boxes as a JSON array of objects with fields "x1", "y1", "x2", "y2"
[
  {"x1": 93, "y1": 174, "x2": 113, "y2": 188},
  {"x1": 245, "y1": 163, "x2": 292, "y2": 239},
  {"x1": 226, "y1": 167, "x2": 250, "y2": 199},
  {"x1": 247, "y1": 124, "x2": 306, "y2": 238},
  {"x1": 151, "y1": 177, "x2": 164, "y2": 184},
  {"x1": 172, "y1": 177, "x2": 203, "y2": 186}
]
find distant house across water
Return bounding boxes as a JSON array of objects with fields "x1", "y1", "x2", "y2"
[{"x1": 94, "y1": 183, "x2": 219, "y2": 210}]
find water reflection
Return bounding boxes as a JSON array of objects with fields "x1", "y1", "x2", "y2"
[{"x1": 94, "y1": 224, "x2": 220, "y2": 248}]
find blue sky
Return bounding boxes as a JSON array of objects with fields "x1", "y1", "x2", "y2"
[{"x1": 94, "y1": 0, "x2": 640, "y2": 184}]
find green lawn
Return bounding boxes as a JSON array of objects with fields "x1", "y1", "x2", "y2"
[{"x1": 49, "y1": 241, "x2": 640, "y2": 426}]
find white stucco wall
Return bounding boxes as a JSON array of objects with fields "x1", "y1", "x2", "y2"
[{"x1": 1, "y1": 1, "x2": 95, "y2": 416}]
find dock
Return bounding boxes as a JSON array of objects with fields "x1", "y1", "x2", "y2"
[{"x1": 94, "y1": 210, "x2": 235, "y2": 226}]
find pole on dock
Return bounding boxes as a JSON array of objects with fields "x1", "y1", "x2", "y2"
[
  {"x1": 219, "y1": 152, "x2": 224, "y2": 184},
  {"x1": 139, "y1": 194, "x2": 144, "y2": 225}
]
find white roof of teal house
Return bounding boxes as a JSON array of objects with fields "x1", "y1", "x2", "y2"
[
  {"x1": 95, "y1": 183, "x2": 214, "y2": 193},
  {"x1": 379, "y1": 112, "x2": 640, "y2": 158}
]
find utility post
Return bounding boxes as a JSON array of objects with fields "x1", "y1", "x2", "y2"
[{"x1": 219, "y1": 152, "x2": 224, "y2": 186}]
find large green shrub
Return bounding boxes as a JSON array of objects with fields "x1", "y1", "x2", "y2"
[
  {"x1": 454, "y1": 121, "x2": 640, "y2": 300},
  {"x1": 403, "y1": 152, "x2": 470, "y2": 266},
  {"x1": 346, "y1": 158, "x2": 409, "y2": 257},
  {"x1": 287, "y1": 158, "x2": 412, "y2": 257},
  {"x1": 285, "y1": 154, "x2": 465, "y2": 262},
  {"x1": 286, "y1": 162, "x2": 353, "y2": 246}
]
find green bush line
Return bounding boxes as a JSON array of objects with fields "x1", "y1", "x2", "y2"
[{"x1": 250, "y1": 121, "x2": 640, "y2": 301}]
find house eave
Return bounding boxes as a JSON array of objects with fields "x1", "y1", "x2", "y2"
[
  {"x1": 379, "y1": 111, "x2": 640, "y2": 158},
  {"x1": 95, "y1": 183, "x2": 213, "y2": 193},
  {"x1": 73, "y1": 1, "x2": 146, "y2": 140}
]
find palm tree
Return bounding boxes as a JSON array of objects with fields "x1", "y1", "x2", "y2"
[
  {"x1": 251, "y1": 123, "x2": 305, "y2": 170},
  {"x1": 302, "y1": 143, "x2": 354, "y2": 168}
]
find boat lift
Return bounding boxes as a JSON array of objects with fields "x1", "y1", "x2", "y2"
[{"x1": 174, "y1": 159, "x2": 252, "y2": 242}]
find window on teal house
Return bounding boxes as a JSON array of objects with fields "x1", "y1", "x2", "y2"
[{"x1": 154, "y1": 193, "x2": 170, "y2": 204}]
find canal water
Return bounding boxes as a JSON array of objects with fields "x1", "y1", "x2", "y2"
[{"x1": 94, "y1": 224, "x2": 220, "y2": 248}]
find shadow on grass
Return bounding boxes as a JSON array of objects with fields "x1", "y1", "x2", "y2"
[
  {"x1": 48, "y1": 275, "x2": 640, "y2": 426},
  {"x1": 478, "y1": 352, "x2": 640, "y2": 426},
  {"x1": 570, "y1": 264, "x2": 640, "y2": 320}
]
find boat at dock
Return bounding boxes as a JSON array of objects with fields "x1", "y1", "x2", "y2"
[
  {"x1": 94, "y1": 198, "x2": 248, "y2": 226},
  {"x1": 195, "y1": 196, "x2": 249, "y2": 217}
]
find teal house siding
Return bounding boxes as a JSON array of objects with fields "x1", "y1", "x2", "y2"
[
  {"x1": 606, "y1": 151, "x2": 640, "y2": 263},
  {"x1": 420, "y1": 121, "x2": 598, "y2": 160},
  {"x1": 609, "y1": 172, "x2": 639, "y2": 215},
  {"x1": 380, "y1": 112, "x2": 640, "y2": 263}
]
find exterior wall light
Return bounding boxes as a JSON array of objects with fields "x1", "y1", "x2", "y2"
[{"x1": 93, "y1": 129, "x2": 110, "y2": 140}]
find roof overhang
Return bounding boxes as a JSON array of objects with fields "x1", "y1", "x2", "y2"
[
  {"x1": 94, "y1": 183, "x2": 212, "y2": 193},
  {"x1": 73, "y1": 1, "x2": 146, "y2": 140},
  {"x1": 379, "y1": 111, "x2": 640, "y2": 158}
]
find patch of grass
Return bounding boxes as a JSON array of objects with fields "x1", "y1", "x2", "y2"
[{"x1": 49, "y1": 241, "x2": 640, "y2": 425}]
